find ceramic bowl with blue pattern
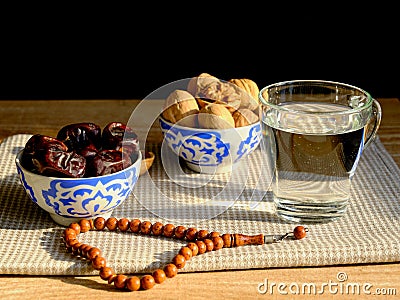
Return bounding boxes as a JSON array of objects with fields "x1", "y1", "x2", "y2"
[
  {"x1": 15, "y1": 149, "x2": 142, "y2": 226},
  {"x1": 159, "y1": 116, "x2": 261, "y2": 174}
]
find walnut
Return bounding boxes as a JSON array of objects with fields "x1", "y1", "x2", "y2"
[
  {"x1": 232, "y1": 108, "x2": 259, "y2": 127},
  {"x1": 187, "y1": 73, "x2": 222, "y2": 101},
  {"x1": 187, "y1": 73, "x2": 239, "y2": 110},
  {"x1": 198, "y1": 103, "x2": 235, "y2": 129},
  {"x1": 162, "y1": 89, "x2": 199, "y2": 127},
  {"x1": 228, "y1": 78, "x2": 260, "y2": 111},
  {"x1": 214, "y1": 81, "x2": 242, "y2": 112}
]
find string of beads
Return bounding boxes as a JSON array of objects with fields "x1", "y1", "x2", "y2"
[{"x1": 62, "y1": 217, "x2": 308, "y2": 292}]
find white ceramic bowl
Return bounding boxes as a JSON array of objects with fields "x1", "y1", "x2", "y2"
[
  {"x1": 15, "y1": 150, "x2": 141, "y2": 226},
  {"x1": 159, "y1": 116, "x2": 261, "y2": 174}
]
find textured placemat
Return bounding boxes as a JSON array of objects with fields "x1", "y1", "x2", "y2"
[{"x1": 0, "y1": 134, "x2": 399, "y2": 275}]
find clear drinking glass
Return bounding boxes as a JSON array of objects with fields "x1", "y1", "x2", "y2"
[{"x1": 259, "y1": 80, "x2": 382, "y2": 223}]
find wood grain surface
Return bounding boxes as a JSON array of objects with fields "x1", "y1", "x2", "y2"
[{"x1": 0, "y1": 98, "x2": 399, "y2": 300}]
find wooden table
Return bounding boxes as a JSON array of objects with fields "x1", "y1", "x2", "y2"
[{"x1": 0, "y1": 98, "x2": 399, "y2": 299}]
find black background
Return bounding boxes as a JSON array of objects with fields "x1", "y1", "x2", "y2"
[
  {"x1": 1, "y1": 13, "x2": 398, "y2": 100},
  {"x1": 2, "y1": 50, "x2": 398, "y2": 100}
]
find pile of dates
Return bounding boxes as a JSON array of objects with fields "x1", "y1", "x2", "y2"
[{"x1": 21, "y1": 122, "x2": 139, "y2": 178}]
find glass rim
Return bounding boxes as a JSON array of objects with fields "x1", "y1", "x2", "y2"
[{"x1": 258, "y1": 79, "x2": 374, "y2": 115}]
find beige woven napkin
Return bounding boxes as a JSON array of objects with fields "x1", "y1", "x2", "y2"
[{"x1": 0, "y1": 134, "x2": 399, "y2": 275}]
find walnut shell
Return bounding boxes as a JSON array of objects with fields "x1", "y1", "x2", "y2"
[
  {"x1": 214, "y1": 81, "x2": 242, "y2": 112},
  {"x1": 228, "y1": 78, "x2": 260, "y2": 111},
  {"x1": 198, "y1": 103, "x2": 235, "y2": 129},
  {"x1": 232, "y1": 108, "x2": 259, "y2": 127},
  {"x1": 162, "y1": 89, "x2": 199, "y2": 127},
  {"x1": 187, "y1": 73, "x2": 222, "y2": 100}
]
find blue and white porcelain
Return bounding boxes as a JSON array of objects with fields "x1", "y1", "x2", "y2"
[
  {"x1": 159, "y1": 116, "x2": 261, "y2": 173},
  {"x1": 15, "y1": 150, "x2": 141, "y2": 226}
]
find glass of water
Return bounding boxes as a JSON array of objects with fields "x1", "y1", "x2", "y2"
[{"x1": 259, "y1": 80, "x2": 382, "y2": 223}]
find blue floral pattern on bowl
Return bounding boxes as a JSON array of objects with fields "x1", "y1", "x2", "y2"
[
  {"x1": 235, "y1": 125, "x2": 261, "y2": 162},
  {"x1": 16, "y1": 163, "x2": 36, "y2": 203},
  {"x1": 42, "y1": 169, "x2": 137, "y2": 218},
  {"x1": 160, "y1": 121, "x2": 229, "y2": 166},
  {"x1": 159, "y1": 116, "x2": 261, "y2": 173}
]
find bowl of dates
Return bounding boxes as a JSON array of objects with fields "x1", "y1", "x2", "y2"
[{"x1": 15, "y1": 122, "x2": 142, "y2": 226}]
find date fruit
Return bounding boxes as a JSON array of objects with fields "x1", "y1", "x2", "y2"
[
  {"x1": 22, "y1": 134, "x2": 86, "y2": 178},
  {"x1": 86, "y1": 149, "x2": 132, "y2": 177},
  {"x1": 57, "y1": 122, "x2": 102, "y2": 152},
  {"x1": 102, "y1": 122, "x2": 139, "y2": 156},
  {"x1": 78, "y1": 143, "x2": 98, "y2": 161}
]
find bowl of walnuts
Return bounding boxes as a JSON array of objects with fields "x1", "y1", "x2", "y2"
[
  {"x1": 15, "y1": 121, "x2": 142, "y2": 226},
  {"x1": 159, "y1": 73, "x2": 262, "y2": 174}
]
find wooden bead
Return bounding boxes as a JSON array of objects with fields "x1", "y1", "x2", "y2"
[
  {"x1": 105, "y1": 217, "x2": 118, "y2": 231},
  {"x1": 72, "y1": 242, "x2": 82, "y2": 256},
  {"x1": 64, "y1": 237, "x2": 77, "y2": 249},
  {"x1": 212, "y1": 236, "x2": 224, "y2": 250},
  {"x1": 163, "y1": 263, "x2": 178, "y2": 278},
  {"x1": 152, "y1": 222, "x2": 164, "y2": 236},
  {"x1": 63, "y1": 228, "x2": 77, "y2": 241},
  {"x1": 187, "y1": 242, "x2": 199, "y2": 256},
  {"x1": 140, "y1": 275, "x2": 156, "y2": 290},
  {"x1": 78, "y1": 244, "x2": 92, "y2": 258},
  {"x1": 195, "y1": 241, "x2": 207, "y2": 254},
  {"x1": 114, "y1": 274, "x2": 128, "y2": 289},
  {"x1": 79, "y1": 219, "x2": 92, "y2": 233},
  {"x1": 126, "y1": 276, "x2": 141, "y2": 291},
  {"x1": 68, "y1": 223, "x2": 81, "y2": 235},
  {"x1": 172, "y1": 254, "x2": 186, "y2": 269},
  {"x1": 66, "y1": 238, "x2": 79, "y2": 248},
  {"x1": 208, "y1": 231, "x2": 220, "y2": 239},
  {"x1": 196, "y1": 229, "x2": 209, "y2": 240},
  {"x1": 185, "y1": 227, "x2": 197, "y2": 241},
  {"x1": 63, "y1": 234, "x2": 76, "y2": 244},
  {"x1": 203, "y1": 239, "x2": 214, "y2": 252},
  {"x1": 293, "y1": 226, "x2": 308, "y2": 240},
  {"x1": 179, "y1": 246, "x2": 193, "y2": 260},
  {"x1": 221, "y1": 233, "x2": 232, "y2": 247},
  {"x1": 92, "y1": 256, "x2": 106, "y2": 270},
  {"x1": 162, "y1": 224, "x2": 175, "y2": 237},
  {"x1": 152, "y1": 269, "x2": 166, "y2": 284},
  {"x1": 174, "y1": 226, "x2": 186, "y2": 239},
  {"x1": 94, "y1": 217, "x2": 106, "y2": 230},
  {"x1": 87, "y1": 247, "x2": 102, "y2": 260},
  {"x1": 108, "y1": 274, "x2": 117, "y2": 285},
  {"x1": 140, "y1": 221, "x2": 152, "y2": 235},
  {"x1": 99, "y1": 267, "x2": 114, "y2": 280},
  {"x1": 129, "y1": 219, "x2": 141, "y2": 233},
  {"x1": 117, "y1": 218, "x2": 130, "y2": 232},
  {"x1": 63, "y1": 235, "x2": 77, "y2": 247}
]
